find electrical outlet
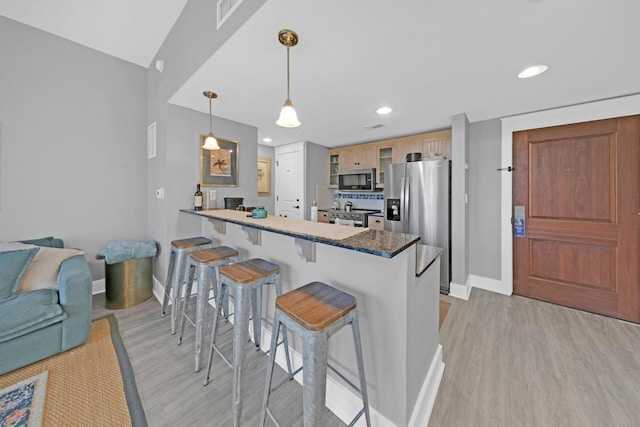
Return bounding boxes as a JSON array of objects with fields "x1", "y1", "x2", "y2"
[{"x1": 156, "y1": 188, "x2": 165, "y2": 199}]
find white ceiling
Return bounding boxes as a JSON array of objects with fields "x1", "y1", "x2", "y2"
[
  {"x1": 2, "y1": 0, "x2": 639, "y2": 148},
  {"x1": 0, "y1": 0, "x2": 188, "y2": 67}
]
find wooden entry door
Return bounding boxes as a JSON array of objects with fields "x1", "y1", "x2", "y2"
[{"x1": 513, "y1": 115, "x2": 640, "y2": 323}]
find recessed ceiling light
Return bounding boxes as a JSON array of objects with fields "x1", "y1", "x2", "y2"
[
  {"x1": 376, "y1": 106, "x2": 392, "y2": 115},
  {"x1": 262, "y1": 137, "x2": 272, "y2": 143},
  {"x1": 518, "y1": 65, "x2": 549, "y2": 79}
]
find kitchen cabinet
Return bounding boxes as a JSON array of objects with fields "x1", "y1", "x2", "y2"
[
  {"x1": 328, "y1": 153, "x2": 339, "y2": 187},
  {"x1": 368, "y1": 215, "x2": 385, "y2": 231},
  {"x1": 339, "y1": 145, "x2": 377, "y2": 170},
  {"x1": 377, "y1": 145, "x2": 393, "y2": 187},
  {"x1": 326, "y1": 129, "x2": 451, "y2": 188},
  {"x1": 391, "y1": 136, "x2": 423, "y2": 163}
]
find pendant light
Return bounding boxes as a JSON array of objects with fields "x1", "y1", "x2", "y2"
[
  {"x1": 276, "y1": 29, "x2": 301, "y2": 128},
  {"x1": 202, "y1": 91, "x2": 220, "y2": 150}
]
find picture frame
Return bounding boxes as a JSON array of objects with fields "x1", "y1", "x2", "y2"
[
  {"x1": 199, "y1": 135, "x2": 238, "y2": 187},
  {"x1": 257, "y1": 157, "x2": 271, "y2": 195}
]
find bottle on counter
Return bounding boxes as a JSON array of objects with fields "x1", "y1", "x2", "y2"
[
  {"x1": 311, "y1": 201, "x2": 318, "y2": 222},
  {"x1": 194, "y1": 184, "x2": 203, "y2": 211}
]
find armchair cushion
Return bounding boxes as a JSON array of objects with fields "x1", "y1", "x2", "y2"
[
  {"x1": 0, "y1": 289, "x2": 65, "y2": 342},
  {"x1": 0, "y1": 248, "x2": 39, "y2": 300}
]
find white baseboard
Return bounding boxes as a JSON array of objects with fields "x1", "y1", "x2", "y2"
[
  {"x1": 92, "y1": 279, "x2": 105, "y2": 295},
  {"x1": 449, "y1": 274, "x2": 511, "y2": 300},
  {"x1": 448, "y1": 275, "x2": 471, "y2": 300},
  {"x1": 409, "y1": 344, "x2": 445, "y2": 427},
  {"x1": 469, "y1": 274, "x2": 511, "y2": 296}
]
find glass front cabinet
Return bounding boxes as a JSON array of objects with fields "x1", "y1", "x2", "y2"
[
  {"x1": 328, "y1": 153, "x2": 339, "y2": 187},
  {"x1": 378, "y1": 146, "x2": 393, "y2": 188}
]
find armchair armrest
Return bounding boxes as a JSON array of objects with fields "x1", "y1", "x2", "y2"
[{"x1": 58, "y1": 255, "x2": 92, "y2": 350}]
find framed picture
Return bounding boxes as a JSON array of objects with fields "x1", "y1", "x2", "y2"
[
  {"x1": 257, "y1": 157, "x2": 271, "y2": 195},
  {"x1": 200, "y1": 135, "x2": 238, "y2": 186}
]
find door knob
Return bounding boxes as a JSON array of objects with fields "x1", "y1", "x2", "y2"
[{"x1": 293, "y1": 205, "x2": 300, "y2": 209}]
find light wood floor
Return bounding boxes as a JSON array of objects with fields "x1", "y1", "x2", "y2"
[
  {"x1": 94, "y1": 288, "x2": 640, "y2": 427},
  {"x1": 430, "y1": 289, "x2": 640, "y2": 427},
  {"x1": 92, "y1": 294, "x2": 345, "y2": 427}
]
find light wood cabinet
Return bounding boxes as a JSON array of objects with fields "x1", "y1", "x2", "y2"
[
  {"x1": 318, "y1": 211, "x2": 330, "y2": 223},
  {"x1": 377, "y1": 145, "x2": 393, "y2": 188},
  {"x1": 368, "y1": 215, "x2": 385, "y2": 231},
  {"x1": 328, "y1": 152, "x2": 339, "y2": 187},
  {"x1": 339, "y1": 145, "x2": 376, "y2": 170},
  {"x1": 326, "y1": 129, "x2": 451, "y2": 188}
]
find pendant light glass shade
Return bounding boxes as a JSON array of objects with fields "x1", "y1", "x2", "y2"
[
  {"x1": 202, "y1": 91, "x2": 220, "y2": 150},
  {"x1": 276, "y1": 99, "x2": 301, "y2": 128},
  {"x1": 203, "y1": 133, "x2": 219, "y2": 150},
  {"x1": 276, "y1": 29, "x2": 301, "y2": 128}
]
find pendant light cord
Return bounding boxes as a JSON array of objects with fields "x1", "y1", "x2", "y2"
[
  {"x1": 286, "y1": 45, "x2": 291, "y2": 100},
  {"x1": 209, "y1": 97, "x2": 213, "y2": 133}
]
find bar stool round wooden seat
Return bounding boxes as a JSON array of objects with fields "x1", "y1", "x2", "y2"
[
  {"x1": 162, "y1": 236, "x2": 213, "y2": 334},
  {"x1": 204, "y1": 258, "x2": 293, "y2": 427},
  {"x1": 177, "y1": 246, "x2": 239, "y2": 372},
  {"x1": 261, "y1": 281, "x2": 371, "y2": 427}
]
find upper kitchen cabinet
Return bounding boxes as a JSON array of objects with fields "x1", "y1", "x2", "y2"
[
  {"x1": 422, "y1": 129, "x2": 452, "y2": 159},
  {"x1": 328, "y1": 151, "x2": 339, "y2": 187},
  {"x1": 326, "y1": 129, "x2": 451, "y2": 188},
  {"x1": 339, "y1": 145, "x2": 377, "y2": 170},
  {"x1": 391, "y1": 130, "x2": 452, "y2": 163},
  {"x1": 377, "y1": 144, "x2": 394, "y2": 188}
]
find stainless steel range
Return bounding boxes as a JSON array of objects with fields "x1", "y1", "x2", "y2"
[{"x1": 328, "y1": 208, "x2": 381, "y2": 227}]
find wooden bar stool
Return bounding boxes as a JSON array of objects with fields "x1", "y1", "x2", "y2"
[
  {"x1": 177, "y1": 246, "x2": 239, "y2": 372},
  {"x1": 161, "y1": 236, "x2": 213, "y2": 334},
  {"x1": 204, "y1": 258, "x2": 293, "y2": 427},
  {"x1": 261, "y1": 281, "x2": 371, "y2": 427}
]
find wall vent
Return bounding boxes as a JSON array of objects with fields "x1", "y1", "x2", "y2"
[
  {"x1": 364, "y1": 124, "x2": 385, "y2": 130},
  {"x1": 217, "y1": 0, "x2": 244, "y2": 30},
  {"x1": 147, "y1": 122, "x2": 157, "y2": 159}
]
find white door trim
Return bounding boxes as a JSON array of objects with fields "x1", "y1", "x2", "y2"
[{"x1": 500, "y1": 94, "x2": 640, "y2": 295}]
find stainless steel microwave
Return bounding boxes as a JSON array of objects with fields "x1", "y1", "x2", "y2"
[{"x1": 338, "y1": 168, "x2": 377, "y2": 191}]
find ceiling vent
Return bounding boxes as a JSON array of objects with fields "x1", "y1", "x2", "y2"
[
  {"x1": 364, "y1": 124, "x2": 385, "y2": 130},
  {"x1": 217, "y1": 0, "x2": 244, "y2": 29}
]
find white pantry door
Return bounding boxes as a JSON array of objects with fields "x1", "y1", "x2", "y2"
[{"x1": 275, "y1": 148, "x2": 304, "y2": 219}]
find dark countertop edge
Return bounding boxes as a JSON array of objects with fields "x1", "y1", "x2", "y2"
[
  {"x1": 181, "y1": 209, "x2": 420, "y2": 258},
  {"x1": 416, "y1": 244, "x2": 444, "y2": 277}
]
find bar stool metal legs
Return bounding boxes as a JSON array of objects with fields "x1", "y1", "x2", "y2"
[
  {"x1": 261, "y1": 281, "x2": 371, "y2": 427},
  {"x1": 177, "y1": 247, "x2": 238, "y2": 372},
  {"x1": 161, "y1": 237, "x2": 213, "y2": 334},
  {"x1": 204, "y1": 258, "x2": 293, "y2": 427}
]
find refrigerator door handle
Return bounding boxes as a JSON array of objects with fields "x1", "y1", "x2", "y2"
[{"x1": 401, "y1": 175, "x2": 410, "y2": 235}]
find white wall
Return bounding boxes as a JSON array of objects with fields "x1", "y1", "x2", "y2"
[
  {"x1": 0, "y1": 16, "x2": 147, "y2": 279},
  {"x1": 257, "y1": 144, "x2": 275, "y2": 213}
]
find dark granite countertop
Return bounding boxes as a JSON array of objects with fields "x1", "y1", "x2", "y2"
[{"x1": 180, "y1": 209, "x2": 421, "y2": 258}]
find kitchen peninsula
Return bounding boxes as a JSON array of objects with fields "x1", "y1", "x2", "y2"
[{"x1": 180, "y1": 209, "x2": 444, "y2": 426}]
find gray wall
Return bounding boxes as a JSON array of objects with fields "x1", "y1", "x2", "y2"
[
  {"x1": 451, "y1": 113, "x2": 470, "y2": 287},
  {"x1": 146, "y1": 0, "x2": 268, "y2": 280},
  {"x1": 468, "y1": 119, "x2": 502, "y2": 280},
  {"x1": 304, "y1": 142, "x2": 329, "y2": 219},
  {"x1": 257, "y1": 144, "x2": 275, "y2": 213},
  {"x1": 0, "y1": 16, "x2": 147, "y2": 279}
]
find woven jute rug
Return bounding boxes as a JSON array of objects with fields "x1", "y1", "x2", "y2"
[{"x1": 0, "y1": 315, "x2": 146, "y2": 427}]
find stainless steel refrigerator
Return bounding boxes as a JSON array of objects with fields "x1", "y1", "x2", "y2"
[{"x1": 384, "y1": 160, "x2": 451, "y2": 293}]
